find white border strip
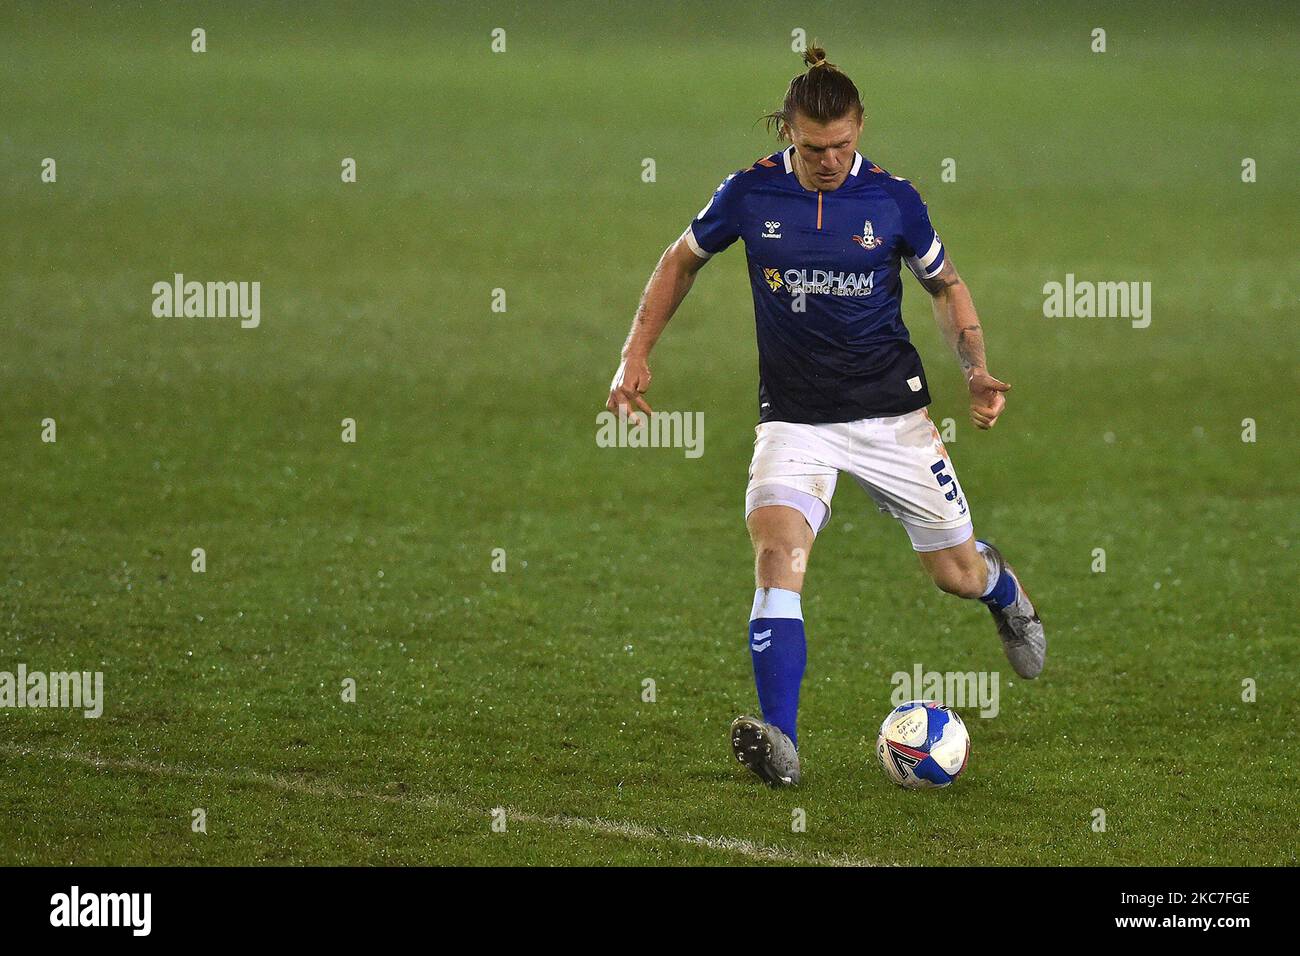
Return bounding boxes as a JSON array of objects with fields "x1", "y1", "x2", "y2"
[{"x1": 917, "y1": 234, "x2": 943, "y2": 269}]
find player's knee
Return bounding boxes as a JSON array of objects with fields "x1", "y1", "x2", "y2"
[
  {"x1": 930, "y1": 562, "x2": 984, "y2": 599},
  {"x1": 755, "y1": 540, "x2": 799, "y2": 567},
  {"x1": 754, "y1": 539, "x2": 806, "y2": 584}
]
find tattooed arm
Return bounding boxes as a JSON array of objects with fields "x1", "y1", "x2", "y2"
[{"x1": 917, "y1": 258, "x2": 1011, "y2": 430}]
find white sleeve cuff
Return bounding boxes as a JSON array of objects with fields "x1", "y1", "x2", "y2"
[
  {"x1": 683, "y1": 225, "x2": 713, "y2": 260},
  {"x1": 905, "y1": 235, "x2": 945, "y2": 279}
]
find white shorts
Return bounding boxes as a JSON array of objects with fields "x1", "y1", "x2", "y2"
[{"x1": 744, "y1": 409, "x2": 974, "y2": 552}]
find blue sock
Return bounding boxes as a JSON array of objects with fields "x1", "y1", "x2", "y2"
[
  {"x1": 975, "y1": 541, "x2": 1019, "y2": 610},
  {"x1": 749, "y1": 587, "x2": 806, "y2": 748}
]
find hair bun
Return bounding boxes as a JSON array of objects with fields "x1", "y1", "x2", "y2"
[{"x1": 803, "y1": 45, "x2": 831, "y2": 69}]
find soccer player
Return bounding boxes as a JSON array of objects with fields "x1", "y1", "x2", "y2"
[{"x1": 606, "y1": 48, "x2": 1045, "y2": 787}]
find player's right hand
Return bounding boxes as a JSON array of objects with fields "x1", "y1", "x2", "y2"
[{"x1": 607, "y1": 355, "x2": 653, "y2": 423}]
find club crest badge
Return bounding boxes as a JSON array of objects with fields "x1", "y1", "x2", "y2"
[{"x1": 853, "y1": 219, "x2": 883, "y2": 251}]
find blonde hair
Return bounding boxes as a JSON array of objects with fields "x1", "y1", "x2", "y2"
[{"x1": 762, "y1": 46, "x2": 863, "y2": 141}]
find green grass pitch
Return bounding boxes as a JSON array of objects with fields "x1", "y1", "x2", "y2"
[{"x1": 1, "y1": 1, "x2": 1296, "y2": 866}]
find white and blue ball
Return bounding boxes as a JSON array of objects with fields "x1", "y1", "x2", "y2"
[{"x1": 875, "y1": 700, "x2": 970, "y2": 789}]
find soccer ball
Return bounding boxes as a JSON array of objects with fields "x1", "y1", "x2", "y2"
[{"x1": 875, "y1": 700, "x2": 970, "y2": 789}]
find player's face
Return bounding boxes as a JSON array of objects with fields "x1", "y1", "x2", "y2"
[{"x1": 787, "y1": 111, "x2": 863, "y2": 191}]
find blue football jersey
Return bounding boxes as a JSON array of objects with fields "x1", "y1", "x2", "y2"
[{"x1": 686, "y1": 146, "x2": 946, "y2": 424}]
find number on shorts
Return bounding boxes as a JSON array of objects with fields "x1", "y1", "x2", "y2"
[{"x1": 930, "y1": 459, "x2": 960, "y2": 502}]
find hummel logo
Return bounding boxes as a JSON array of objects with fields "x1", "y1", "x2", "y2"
[
  {"x1": 750, "y1": 629, "x2": 773, "y2": 652},
  {"x1": 761, "y1": 220, "x2": 782, "y2": 239}
]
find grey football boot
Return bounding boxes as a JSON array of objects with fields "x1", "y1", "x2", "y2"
[
  {"x1": 978, "y1": 541, "x2": 1046, "y2": 679},
  {"x1": 730, "y1": 715, "x2": 801, "y2": 786}
]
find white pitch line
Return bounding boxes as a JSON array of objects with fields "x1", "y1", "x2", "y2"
[{"x1": 2, "y1": 745, "x2": 877, "y2": 867}]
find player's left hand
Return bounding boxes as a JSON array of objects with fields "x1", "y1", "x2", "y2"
[{"x1": 967, "y1": 368, "x2": 1010, "y2": 429}]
